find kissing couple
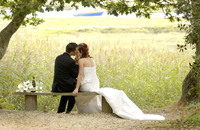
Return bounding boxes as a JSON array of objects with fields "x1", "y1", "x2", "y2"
[{"x1": 51, "y1": 42, "x2": 165, "y2": 120}]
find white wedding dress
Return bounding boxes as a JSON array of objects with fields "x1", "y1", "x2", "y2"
[{"x1": 75, "y1": 67, "x2": 165, "y2": 120}]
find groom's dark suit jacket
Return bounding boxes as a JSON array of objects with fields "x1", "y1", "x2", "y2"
[{"x1": 51, "y1": 53, "x2": 79, "y2": 92}]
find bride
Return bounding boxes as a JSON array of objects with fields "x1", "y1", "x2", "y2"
[{"x1": 72, "y1": 43, "x2": 165, "y2": 120}]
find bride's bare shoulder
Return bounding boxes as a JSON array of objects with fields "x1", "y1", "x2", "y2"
[
  {"x1": 78, "y1": 58, "x2": 88, "y2": 64},
  {"x1": 78, "y1": 58, "x2": 84, "y2": 64},
  {"x1": 79, "y1": 58, "x2": 86, "y2": 62},
  {"x1": 80, "y1": 58, "x2": 90, "y2": 61}
]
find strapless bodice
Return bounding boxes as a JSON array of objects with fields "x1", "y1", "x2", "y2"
[{"x1": 81, "y1": 67, "x2": 99, "y2": 85}]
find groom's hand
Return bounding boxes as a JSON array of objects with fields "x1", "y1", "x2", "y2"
[{"x1": 72, "y1": 89, "x2": 78, "y2": 96}]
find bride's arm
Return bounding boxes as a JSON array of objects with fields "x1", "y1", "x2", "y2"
[{"x1": 72, "y1": 59, "x2": 84, "y2": 96}]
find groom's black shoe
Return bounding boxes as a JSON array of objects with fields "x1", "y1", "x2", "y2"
[
  {"x1": 66, "y1": 111, "x2": 71, "y2": 114},
  {"x1": 57, "y1": 106, "x2": 65, "y2": 113},
  {"x1": 57, "y1": 111, "x2": 64, "y2": 113}
]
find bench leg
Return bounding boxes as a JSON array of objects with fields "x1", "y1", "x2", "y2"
[
  {"x1": 102, "y1": 96, "x2": 112, "y2": 113},
  {"x1": 25, "y1": 95, "x2": 37, "y2": 111}
]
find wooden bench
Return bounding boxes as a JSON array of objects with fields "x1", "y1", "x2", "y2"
[{"x1": 14, "y1": 92, "x2": 112, "y2": 113}]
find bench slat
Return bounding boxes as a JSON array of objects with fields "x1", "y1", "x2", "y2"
[
  {"x1": 14, "y1": 92, "x2": 98, "y2": 96},
  {"x1": 14, "y1": 91, "x2": 112, "y2": 113}
]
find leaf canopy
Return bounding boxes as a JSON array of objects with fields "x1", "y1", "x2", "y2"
[{"x1": 0, "y1": 0, "x2": 199, "y2": 48}]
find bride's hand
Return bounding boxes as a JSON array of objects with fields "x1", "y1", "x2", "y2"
[
  {"x1": 72, "y1": 89, "x2": 78, "y2": 96},
  {"x1": 75, "y1": 52, "x2": 81, "y2": 63}
]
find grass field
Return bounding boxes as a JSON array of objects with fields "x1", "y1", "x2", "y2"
[{"x1": 0, "y1": 17, "x2": 194, "y2": 111}]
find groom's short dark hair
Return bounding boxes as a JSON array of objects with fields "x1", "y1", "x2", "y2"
[{"x1": 66, "y1": 42, "x2": 77, "y2": 53}]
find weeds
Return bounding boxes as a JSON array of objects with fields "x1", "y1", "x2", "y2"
[{"x1": 0, "y1": 17, "x2": 193, "y2": 111}]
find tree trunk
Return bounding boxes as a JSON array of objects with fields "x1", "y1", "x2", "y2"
[
  {"x1": 178, "y1": 1, "x2": 200, "y2": 106},
  {"x1": 178, "y1": 44, "x2": 200, "y2": 106},
  {"x1": 0, "y1": 14, "x2": 26, "y2": 60},
  {"x1": 178, "y1": 69, "x2": 200, "y2": 106}
]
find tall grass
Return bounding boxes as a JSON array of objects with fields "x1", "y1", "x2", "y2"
[{"x1": 0, "y1": 17, "x2": 193, "y2": 111}]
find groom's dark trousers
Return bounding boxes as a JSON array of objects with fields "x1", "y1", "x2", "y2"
[{"x1": 51, "y1": 52, "x2": 78, "y2": 113}]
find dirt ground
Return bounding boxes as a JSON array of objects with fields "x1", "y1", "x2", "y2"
[{"x1": 0, "y1": 106, "x2": 197, "y2": 130}]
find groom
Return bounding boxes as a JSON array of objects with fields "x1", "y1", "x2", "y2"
[{"x1": 52, "y1": 42, "x2": 79, "y2": 113}]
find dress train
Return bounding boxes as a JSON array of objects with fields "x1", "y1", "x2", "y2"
[{"x1": 75, "y1": 67, "x2": 165, "y2": 120}]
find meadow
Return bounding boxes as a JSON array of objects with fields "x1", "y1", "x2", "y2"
[{"x1": 0, "y1": 17, "x2": 194, "y2": 111}]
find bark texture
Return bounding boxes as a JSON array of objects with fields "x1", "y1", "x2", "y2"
[
  {"x1": 0, "y1": 14, "x2": 26, "y2": 60},
  {"x1": 178, "y1": 70, "x2": 200, "y2": 106}
]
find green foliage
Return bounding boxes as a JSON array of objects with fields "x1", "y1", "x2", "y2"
[
  {"x1": 177, "y1": 1, "x2": 200, "y2": 49},
  {"x1": 0, "y1": 0, "x2": 199, "y2": 43},
  {"x1": 0, "y1": 0, "x2": 199, "y2": 111},
  {"x1": 183, "y1": 109, "x2": 200, "y2": 123},
  {"x1": 43, "y1": 26, "x2": 180, "y2": 34},
  {"x1": 184, "y1": 103, "x2": 200, "y2": 111},
  {"x1": 0, "y1": 35, "x2": 57, "y2": 110},
  {"x1": 1, "y1": 35, "x2": 188, "y2": 110},
  {"x1": 0, "y1": 0, "x2": 195, "y2": 28},
  {"x1": 176, "y1": 1, "x2": 200, "y2": 55},
  {"x1": 95, "y1": 41, "x2": 189, "y2": 109},
  {"x1": 25, "y1": 17, "x2": 181, "y2": 35},
  {"x1": 0, "y1": 0, "x2": 199, "y2": 53},
  {"x1": 0, "y1": 17, "x2": 192, "y2": 110},
  {"x1": 100, "y1": 0, "x2": 200, "y2": 61},
  {"x1": 182, "y1": 103, "x2": 200, "y2": 126},
  {"x1": 0, "y1": 98, "x2": 14, "y2": 109},
  {"x1": 0, "y1": 0, "x2": 46, "y2": 26}
]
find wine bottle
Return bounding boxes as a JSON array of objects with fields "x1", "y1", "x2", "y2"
[{"x1": 32, "y1": 76, "x2": 36, "y2": 88}]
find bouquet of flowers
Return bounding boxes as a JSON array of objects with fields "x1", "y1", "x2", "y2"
[{"x1": 16, "y1": 79, "x2": 43, "y2": 92}]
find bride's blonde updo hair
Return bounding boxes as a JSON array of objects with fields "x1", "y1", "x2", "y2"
[{"x1": 78, "y1": 43, "x2": 91, "y2": 58}]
